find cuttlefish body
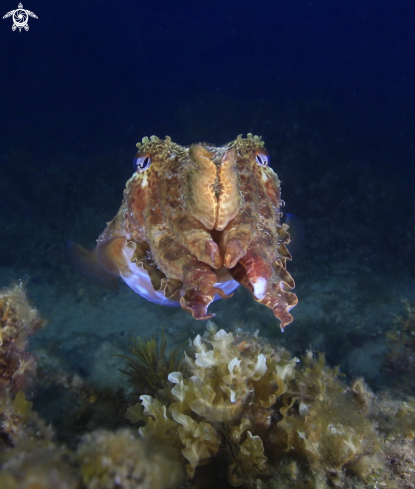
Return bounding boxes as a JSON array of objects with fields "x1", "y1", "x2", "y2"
[{"x1": 68, "y1": 134, "x2": 298, "y2": 331}]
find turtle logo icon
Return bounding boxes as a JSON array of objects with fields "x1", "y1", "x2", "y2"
[{"x1": 3, "y1": 3, "x2": 38, "y2": 32}]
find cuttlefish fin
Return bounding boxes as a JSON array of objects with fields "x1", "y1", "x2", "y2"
[
  {"x1": 67, "y1": 240, "x2": 119, "y2": 290},
  {"x1": 95, "y1": 237, "x2": 131, "y2": 276}
]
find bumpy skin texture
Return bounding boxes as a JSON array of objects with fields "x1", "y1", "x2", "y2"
[{"x1": 69, "y1": 135, "x2": 297, "y2": 330}]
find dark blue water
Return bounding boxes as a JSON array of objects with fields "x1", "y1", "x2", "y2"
[{"x1": 2, "y1": 1, "x2": 415, "y2": 152}]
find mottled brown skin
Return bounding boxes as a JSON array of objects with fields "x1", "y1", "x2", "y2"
[{"x1": 70, "y1": 135, "x2": 298, "y2": 330}]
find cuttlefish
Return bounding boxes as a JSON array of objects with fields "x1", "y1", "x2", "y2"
[{"x1": 68, "y1": 134, "x2": 298, "y2": 331}]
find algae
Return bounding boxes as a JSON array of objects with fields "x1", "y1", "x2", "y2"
[{"x1": 119, "y1": 328, "x2": 184, "y2": 398}]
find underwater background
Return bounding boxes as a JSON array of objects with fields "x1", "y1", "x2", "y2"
[{"x1": 1, "y1": 0, "x2": 415, "y2": 487}]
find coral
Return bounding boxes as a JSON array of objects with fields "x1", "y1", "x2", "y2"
[
  {"x1": 126, "y1": 323, "x2": 383, "y2": 487},
  {"x1": 77, "y1": 428, "x2": 183, "y2": 489}
]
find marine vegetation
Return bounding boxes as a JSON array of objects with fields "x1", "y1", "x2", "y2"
[
  {"x1": 0, "y1": 428, "x2": 184, "y2": 489},
  {"x1": 0, "y1": 281, "x2": 45, "y2": 393},
  {"x1": 119, "y1": 328, "x2": 184, "y2": 398},
  {"x1": 77, "y1": 429, "x2": 183, "y2": 489},
  {"x1": 126, "y1": 323, "x2": 415, "y2": 488},
  {"x1": 68, "y1": 134, "x2": 297, "y2": 330}
]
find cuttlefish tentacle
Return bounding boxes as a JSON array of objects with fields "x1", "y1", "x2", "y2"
[
  {"x1": 230, "y1": 197, "x2": 278, "y2": 302},
  {"x1": 129, "y1": 240, "x2": 182, "y2": 298},
  {"x1": 180, "y1": 262, "x2": 233, "y2": 320},
  {"x1": 230, "y1": 256, "x2": 297, "y2": 331},
  {"x1": 228, "y1": 218, "x2": 297, "y2": 329},
  {"x1": 234, "y1": 245, "x2": 274, "y2": 300}
]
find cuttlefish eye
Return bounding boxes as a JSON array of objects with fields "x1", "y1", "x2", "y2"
[
  {"x1": 133, "y1": 152, "x2": 152, "y2": 172},
  {"x1": 255, "y1": 148, "x2": 270, "y2": 167}
]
